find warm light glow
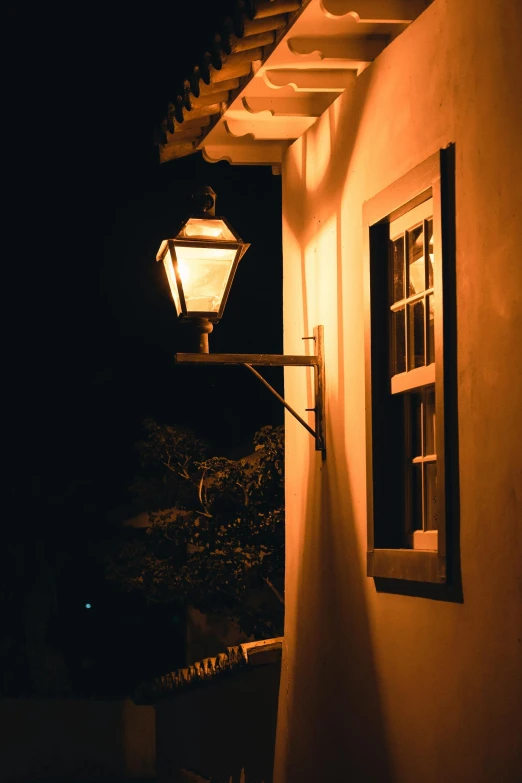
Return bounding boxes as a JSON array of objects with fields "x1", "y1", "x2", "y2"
[
  {"x1": 180, "y1": 218, "x2": 236, "y2": 242},
  {"x1": 306, "y1": 112, "x2": 333, "y2": 194},
  {"x1": 174, "y1": 244, "x2": 237, "y2": 313},
  {"x1": 185, "y1": 222, "x2": 222, "y2": 239},
  {"x1": 177, "y1": 259, "x2": 190, "y2": 283}
]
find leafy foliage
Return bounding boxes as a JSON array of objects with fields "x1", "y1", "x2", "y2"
[{"x1": 109, "y1": 422, "x2": 284, "y2": 638}]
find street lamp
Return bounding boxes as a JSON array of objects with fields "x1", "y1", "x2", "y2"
[
  {"x1": 156, "y1": 186, "x2": 326, "y2": 455},
  {"x1": 156, "y1": 186, "x2": 250, "y2": 353}
]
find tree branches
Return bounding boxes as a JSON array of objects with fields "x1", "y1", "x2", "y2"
[{"x1": 109, "y1": 422, "x2": 284, "y2": 638}]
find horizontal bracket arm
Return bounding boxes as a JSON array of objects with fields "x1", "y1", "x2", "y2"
[
  {"x1": 174, "y1": 325, "x2": 325, "y2": 454},
  {"x1": 174, "y1": 352, "x2": 317, "y2": 366}
]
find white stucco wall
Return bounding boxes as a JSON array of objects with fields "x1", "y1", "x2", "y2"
[{"x1": 275, "y1": 1, "x2": 522, "y2": 781}]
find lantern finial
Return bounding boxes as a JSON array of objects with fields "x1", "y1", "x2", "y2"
[{"x1": 192, "y1": 186, "x2": 216, "y2": 217}]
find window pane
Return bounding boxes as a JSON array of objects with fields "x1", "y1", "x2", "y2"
[
  {"x1": 424, "y1": 387, "x2": 436, "y2": 455},
  {"x1": 426, "y1": 218, "x2": 434, "y2": 288},
  {"x1": 408, "y1": 224, "x2": 425, "y2": 295},
  {"x1": 411, "y1": 463, "x2": 423, "y2": 531},
  {"x1": 425, "y1": 462, "x2": 438, "y2": 530},
  {"x1": 392, "y1": 308, "x2": 406, "y2": 374},
  {"x1": 391, "y1": 236, "x2": 405, "y2": 303},
  {"x1": 408, "y1": 300, "x2": 425, "y2": 369},
  {"x1": 427, "y1": 293, "x2": 435, "y2": 364},
  {"x1": 410, "y1": 394, "x2": 422, "y2": 458}
]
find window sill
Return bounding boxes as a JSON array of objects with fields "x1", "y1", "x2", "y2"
[{"x1": 367, "y1": 548, "x2": 446, "y2": 583}]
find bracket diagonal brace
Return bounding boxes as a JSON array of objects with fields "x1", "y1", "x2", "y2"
[
  {"x1": 242, "y1": 363, "x2": 316, "y2": 440},
  {"x1": 174, "y1": 325, "x2": 326, "y2": 455}
]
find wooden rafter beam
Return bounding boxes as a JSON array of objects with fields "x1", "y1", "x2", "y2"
[
  {"x1": 202, "y1": 140, "x2": 288, "y2": 166},
  {"x1": 320, "y1": 0, "x2": 427, "y2": 23},
  {"x1": 243, "y1": 14, "x2": 288, "y2": 36},
  {"x1": 160, "y1": 142, "x2": 199, "y2": 163},
  {"x1": 242, "y1": 93, "x2": 332, "y2": 117},
  {"x1": 287, "y1": 33, "x2": 390, "y2": 60},
  {"x1": 263, "y1": 68, "x2": 357, "y2": 92},
  {"x1": 190, "y1": 90, "x2": 230, "y2": 109},
  {"x1": 197, "y1": 77, "x2": 240, "y2": 97},
  {"x1": 230, "y1": 30, "x2": 276, "y2": 53},
  {"x1": 254, "y1": 0, "x2": 301, "y2": 19},
  {"x1": 169, "y1": 116, "x2": 211, "y2": 136}
]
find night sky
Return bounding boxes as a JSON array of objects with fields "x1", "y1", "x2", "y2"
[{"x1": 5, "y1": 2, "x2": 283, "y2": 697}]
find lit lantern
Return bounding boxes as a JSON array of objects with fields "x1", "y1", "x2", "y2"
[{"x1": 156, "y1": 187, "x2": 250, "y2": 352}]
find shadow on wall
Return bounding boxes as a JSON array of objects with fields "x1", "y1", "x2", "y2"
[
  {"x1": 156, "y1": 659, "x2": 281, "y2": 783},
  {"x1": 276, "y1": 68, "x2": 392, "y2": 781},
  {"x1": 0, "y1": 698, "x2": 155, "y2": 782}
]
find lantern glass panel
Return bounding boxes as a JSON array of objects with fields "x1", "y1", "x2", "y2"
[
  {"x1": 178, "y1": 218, "x2": 237, "y2": 242},
  {"x1": 162, "y1": 247, "x2": 182, "y2": 316},
  {"x1": 174, "y1": 244, "x2": 237, "y2": 314}
]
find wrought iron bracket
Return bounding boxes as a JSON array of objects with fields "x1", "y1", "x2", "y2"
[{"x1": 174, "y1": 325, "x2": 326, "y2": 456}]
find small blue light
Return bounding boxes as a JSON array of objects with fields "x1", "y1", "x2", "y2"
[{"x1": 85, "y1": 603, "x2": 92, "y2": 609}]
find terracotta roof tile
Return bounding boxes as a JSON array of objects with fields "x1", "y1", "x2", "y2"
[
  {"x1": 158, "y1": 0, "x2": 303, "y2": 160},
  {"x1": 134, "y1": 637, "x2": 283, "y2": 703}
]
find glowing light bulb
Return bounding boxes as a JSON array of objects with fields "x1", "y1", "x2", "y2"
[
  {"x1": 185, "y1": 222, "x2": 223, "y2": 239},
  {"x1": 177, "y1": 259, "x2": 190, "y2": 282}
]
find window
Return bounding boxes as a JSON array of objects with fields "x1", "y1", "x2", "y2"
[{"x1": 363, "y1": 148, "x2": 456, "y2": 584}]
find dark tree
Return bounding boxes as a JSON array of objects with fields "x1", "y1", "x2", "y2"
[{"x1": 109, "y1": 420, "x2": 284, "y2": 638}]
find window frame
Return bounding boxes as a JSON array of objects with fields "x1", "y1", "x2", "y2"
[{"x1": 363, "y1": 148, "x2": 455, "y2": 584}]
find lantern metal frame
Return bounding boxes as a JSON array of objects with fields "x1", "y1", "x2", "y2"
[{"x1": 157, "y1": 217, "x2": 249, "y2": 325}]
